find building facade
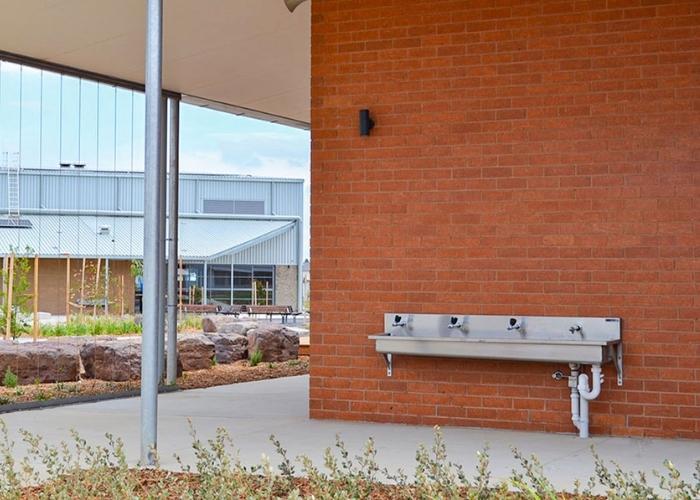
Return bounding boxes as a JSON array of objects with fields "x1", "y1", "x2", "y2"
[
  {"x1": 0, "y1": 168, "x2": 304, "y2": 314},
  {"x1": 310, "y1": 1, "x2": 700, "y2": 439}
]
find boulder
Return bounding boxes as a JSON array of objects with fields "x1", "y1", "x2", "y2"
[
  {"x1": 202, "y1": 316, "x2": 257, "y2": 335},
  {"x1": 246, "y1": 326, "x2": 299, "y2": 362},
  {"x1": 177, "y1": 334, "x2": 216, "y2": 371},
  {"x1": 204, "y1": 333, "x2": 247, "y2": 364},
  {"x1": 80, "y1": 339, "x2": 141, "y2": 381},
  {"x1": 0, "y1": 341, "x2": 81, "y2": 384}
]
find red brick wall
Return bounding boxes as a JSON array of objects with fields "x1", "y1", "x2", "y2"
[{"x1": 310, "y1": 0, "x2": 700, "y2": 438}]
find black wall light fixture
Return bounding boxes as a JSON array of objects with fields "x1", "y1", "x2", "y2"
[{"x1": 359, "y1": 109, "x2": 375, "y2": 136}]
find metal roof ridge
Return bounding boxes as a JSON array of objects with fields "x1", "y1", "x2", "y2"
[
  {"x1": 15, "y1": 167, "x2": 305, "y2": 183},
  {"x1": 15, "y1": 209, "x2": 301, "y2": 222}
]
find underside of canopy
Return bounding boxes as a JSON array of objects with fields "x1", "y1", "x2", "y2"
[{"x1": 0, "y1": 0, "x2": 310, "y2": 128}]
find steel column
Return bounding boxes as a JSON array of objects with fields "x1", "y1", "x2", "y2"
[
  {"x1": 140, "y1": 0, "x2": 163, "y2": 467},
  {"x1": 166, "y1": 97, "x2": 180, "y2": 385},
  {"x1": 157, "y1": 96, "x2": 167, "y2": 379},
  {"x1": 296, "y1": 218, "x2": 303, "y2": 312}
]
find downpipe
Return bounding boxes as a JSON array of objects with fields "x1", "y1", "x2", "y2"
[{"x1": 569, "y1": 364, "x2": 604, "y2": 438}]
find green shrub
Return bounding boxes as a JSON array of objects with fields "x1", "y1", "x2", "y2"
[
  {"x1": 0, "y1": 422, "x2": 697, "y2": 498},
  {"x1": 249, "y1": 349, "x2": 263, "y2": 367},
  {"x1": 2, "y1": 369, "x2": 17, "y2": 389}
]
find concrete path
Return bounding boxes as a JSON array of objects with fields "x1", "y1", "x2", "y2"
[{"x1": 1, "y1": 375, "x2": 698, "y2": 491}]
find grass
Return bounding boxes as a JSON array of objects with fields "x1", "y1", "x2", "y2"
[
  {"x1": 38, "y1": 314, "x2": 203, "y2": 338},
  {"x1": 40, "y1": 316, "x2": 142, "y2": 337},
  {"x1": 1, "y1": 422, "x2": 698, "y2": 499},
  {"x1": 249, "y1": 349, "x2": 263, "y2": 367},
  {"x1": 178, "y1": 314, "x2": 203, "y2": 332}
]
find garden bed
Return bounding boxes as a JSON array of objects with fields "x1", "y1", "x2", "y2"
[
  {"x1": 10, "y1": 425, "x2": 697, "y2": 499},
  {"x1": 0, "y1": 357, "x2": 309, "y2": 409}
]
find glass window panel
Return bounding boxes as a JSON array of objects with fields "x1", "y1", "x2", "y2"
[
  {"x1": 20, "y1": 66, "x2": 41, "y2": 169},
  {"x1": 207, "y1": 290, "x2": 231, "y2": 305},
  {"x1": 115, "y1": 88, "x2": 133, "y2": 172},
  {"x1": 78, "y1": 80, "x2": 98, "y2": 168},
  {"x1": 208, "y1": 264, "x2": 231, "y2": 289},
  {"x1": 40, "y1": 71, "x2": 61, "y2": 168},
  {"x1": 0, "y1": 62, "x2": 21, "y2": 159},
  {"x1": 233, "y1": 265, "x2": 252, "y2": 289},
  {"x1": 60, "y1": 75, "x2": 79, "y2": 164},
  {"x1": 97, "y1": 83, "x2": 116, "y2": 169},
  {"x1": 232, "y1": 291, "x2": 252, "y2": 305}
]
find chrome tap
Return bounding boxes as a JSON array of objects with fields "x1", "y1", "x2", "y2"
[
  {"x1": 569, "y1": 324, "x2": 583, "y2": 336},
  {"x1": 447, "y1": 316, "x2": 463, "y2": 329},
  {"x1": 507, "y1": 317, "x2": 523, "y2": 331},
  {"x1": 392, "y1": 315, "x2": 408, "y2": 327}
]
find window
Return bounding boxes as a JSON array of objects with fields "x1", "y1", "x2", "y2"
[
  {"x1": 206, "y1": 264, "x2": 232, "y2": 305},
  {"x1": 202, "y1": 199, "x2": 265, "y2": 215},
  {"x1": 232, "y1": 265, "x2": 274, "y2": 305}
]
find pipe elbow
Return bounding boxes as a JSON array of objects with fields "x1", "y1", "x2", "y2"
[{"x1": 578, "y1": 366, "x2": 604, "y2": 401}]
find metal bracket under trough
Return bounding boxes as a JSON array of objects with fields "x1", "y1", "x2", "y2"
[
  {"x1": 382, "y1": 353, "x2": 393, "y2": 377},
  {"x1": 610, "y1": 343, "x2": 623, "y2": 386}
]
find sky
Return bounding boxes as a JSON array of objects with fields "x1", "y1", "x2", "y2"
[{"x1": 0, "y1": 60, "x2": 311, "y2": 258}]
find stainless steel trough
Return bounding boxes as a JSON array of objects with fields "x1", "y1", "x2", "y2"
[{"x1": 369, "y1": 314, "x2": 623, "y2": 385}]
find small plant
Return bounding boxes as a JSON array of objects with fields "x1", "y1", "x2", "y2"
[
  {"x1": 12, "y1": 388, "x2": 23, "y2": 396},
  {"x1": 287, "y1": 359, "x2": 301, "y2": 366},
  {"x1": 2, "y1": 369, "x2": 18, "y2": 389},
  {"x1": 35, "y1": 391, "x2": 48, "y2": 401},
  {"x1": 267, "y1": 362, "x2": 274, "y2": 369},
  {"x1": 41, "y1": 315, "x2": 142, "y2": 338},
  {"x1": 211, "y1": 356, "x2": 218, "y2": 367},
  {"x1": 249, "y1": 349, "x2": 263, "y2": 367},
  {"x1": 0, "y1": 397, "x2": 10, "y2": 406}
]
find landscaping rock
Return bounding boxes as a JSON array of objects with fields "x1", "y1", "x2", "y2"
[
  {"x1": 80, "y1": 340, "x2": 141, "y2": 381},
  {"x1": 0, "y1": 341, "x2": 81, "y2": 384},
  {"x1": 177, "y1": 334, "x2": 216, "y2": 371},
  {"x1": 204, "y1": 333, "x2": 248, "y2": 364},
  {"x1": 202, "y1": 316, "x2": 257, "y2": 335},
  {"x1": 246, "y1": 326, "x2": 299, "y2": 362}
]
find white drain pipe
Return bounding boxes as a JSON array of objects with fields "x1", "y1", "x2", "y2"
[
  {"x1": 569, "y1": 363, "x2": 581, "y2": 432},
  {"x1": 572, "y1": 364, "x2": 604, "y2": 438}
]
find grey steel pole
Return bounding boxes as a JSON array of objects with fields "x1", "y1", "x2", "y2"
[
  {"x1": 157, "y1": 96, "x2": 167, "y2": 379},
  {"x1": 166, "y1": 97, "x2": 180, "y2": 385},
  {"x1": 296, "y1": 218, "x2": 303, "y2": 312},
  {"x1": 141, "y1": 0, "x2": 162, "y2": 467}
]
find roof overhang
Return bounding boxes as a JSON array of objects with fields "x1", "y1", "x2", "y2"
[{"x1": 0, "y1": 0, "x2": 310, "y2": 128}]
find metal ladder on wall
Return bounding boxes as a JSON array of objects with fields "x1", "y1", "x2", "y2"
[{"x1": 1, "y1": 152, "x2": 21, "y2": 224}]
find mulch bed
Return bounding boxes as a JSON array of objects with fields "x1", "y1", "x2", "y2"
[{"x1": 0, "y1": 357, "x2": 309, "y2": 407}]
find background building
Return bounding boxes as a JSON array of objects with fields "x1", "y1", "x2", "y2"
[{"x1": 0, "y1": 167, "x2": 304, "y2": 314}]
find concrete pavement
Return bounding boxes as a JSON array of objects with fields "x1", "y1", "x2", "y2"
[{"x1": 1, "y1": 375, "x2": 698, "y2": 491}]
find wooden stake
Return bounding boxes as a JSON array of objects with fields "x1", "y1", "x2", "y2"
[
  {"x1": 1, "y1": 256, "x2": 6, "y2": 310},
  {"x1": 65, "y1": 256, "x2": 71, "y2": 321},
  {"x1": 120, "y1": 274, "x2": 125, "y2": 316},
  {"x1": 79, "y1": 258, "x2": 86, "y2": 316},
  {"x1": 5, "y1": 254, "x2": 14, "y2": 340},
  {"x1": 93, "y1": 258, "x2": 101, "y2": 317},
  {"x1": 32, "y1": 255, "x2": 39, "y2": 341},
  {"x1": 104, "y1": 259, "x2": 109, "y2": 316}
]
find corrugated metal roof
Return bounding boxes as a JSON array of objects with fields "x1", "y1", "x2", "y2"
[
  {"x1": 1, "y1": 169, "x2": 304, "y2": 218},
  {"x1": 0, "y1": 214, "x2": 296, "y2": 262}
]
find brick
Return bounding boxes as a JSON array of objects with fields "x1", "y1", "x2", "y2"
[{"x1": 310, "y1": 0, "x2": 700, "y2": 439}]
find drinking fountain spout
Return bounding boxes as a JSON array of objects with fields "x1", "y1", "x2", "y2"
[
  {"x1": 569, "y1": 324, "x2": 583, "y2": 336},
  {"x1": 447, "y1": 316, "x2": 463, "y2": 329},
  {"x1": 507, "y1": 317, "x2": 523, "y2": 332},
  {"x1": 392, "y1": 315, "x2": 409, "y2": 328}
]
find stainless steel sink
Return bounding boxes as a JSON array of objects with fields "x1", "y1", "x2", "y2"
[{"x1": 368, "y1": 314, "x2": 623, "y2": 384}]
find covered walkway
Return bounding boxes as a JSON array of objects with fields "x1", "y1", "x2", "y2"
[{"x1": 1, "y1": 376, "x2": 698, "y2": 491}]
